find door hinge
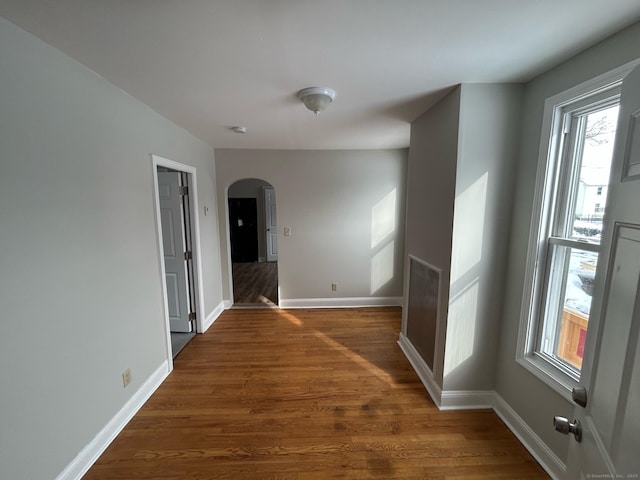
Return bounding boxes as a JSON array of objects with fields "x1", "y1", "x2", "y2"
[
  {"x1": 184, "y1": 251, "x2": 192, "y2": 260},
  {"x1": 179, "y1": 186, "x2": 189, "y2": 196},
  {"x1": 189, "y1": 312, "x2": 197, "y2": 321}
]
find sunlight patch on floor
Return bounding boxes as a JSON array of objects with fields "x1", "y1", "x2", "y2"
[{"x1": 278, "y1": 310, "x2": 396, "y2": 386}]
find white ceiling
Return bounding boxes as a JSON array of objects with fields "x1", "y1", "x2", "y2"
[{"x1": 2, "y1": 1, "x2": 640, "y2": 150}]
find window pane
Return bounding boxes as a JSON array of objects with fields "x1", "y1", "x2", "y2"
[
  {"x1": 569, "y1": 105, "x2": 619, "y2": 245},
  {"x1": 541, "y1": 245, "x2": 598, "y2": 371}
]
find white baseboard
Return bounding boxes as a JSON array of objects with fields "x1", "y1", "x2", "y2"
[
  {"x1": 56, "y1": 361, "x2": 170, "y2": 480},
  {"x1": 201, "y1": 300, "x2": 226, "y2": 332},
  {"x1": 223, "y1": 299, "x2": 233, "y2": 309},
  {"x1": 397, "y1": 333, "x2": 442, "y2": 407},
  {"x1": 279, "y1": 296, "x2": 403, "y2": 309},
  {"x1": 492, "y1": 394, "x2": 565, "y2": 480},
  {"x1": 439, "y1": 390, "x2": 495, "y2": 410}
]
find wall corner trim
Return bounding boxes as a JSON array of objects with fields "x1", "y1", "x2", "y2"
[
  {"x1": 55, "y1": 361, "x2": 170, "y2": 480},
  {"x1": 201, "y1": 300, "x2": 227, "y2": 332},
  {"x1": 279, "y1": 297, "x2": 403, "y2": 309},
  {"x1": 397, "y1": 333, "x2": 442, "y2": 407}
]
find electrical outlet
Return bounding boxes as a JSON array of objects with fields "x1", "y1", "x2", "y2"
[
  {"x1": 331, "y1": 283, "x2": 338, "y2": 292},
  {"x1": 122, "y1": 368, "x2": 131, "y2": 388}
]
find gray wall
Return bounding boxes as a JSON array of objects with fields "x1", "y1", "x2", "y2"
[
  {"x1": 496, "y1": 21, "x2": 640, "y2": 460},
  {"x1": 405, "y1": 84, "x2": 522, "y2": 391},
  {"x1": 443, "y1": 84, "x2": 523, "y2": 391},
  {"x1": 215, "y1": 149, "x2": 407, "y2": 303},
  {"x1": 0, "y1": 18, "x2": 223, "y2": 479},
  {"x1": 404, "y1": 87, "x2": 461, "y2": 385}
]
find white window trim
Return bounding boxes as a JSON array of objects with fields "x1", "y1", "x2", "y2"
[{"x1": 516, "y1": 59, "x2": 640, "y2": 401}]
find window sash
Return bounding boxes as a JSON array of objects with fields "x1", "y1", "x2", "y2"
[
  {"x1": 548, "y1": 236, "x2": 600, "y2": 252},
  {"x1": 550, "y1": 96, "x2": 619, "y2": 242},
  {"x1": 536, "y1": 241, "x2": 599, "y2": 379}
]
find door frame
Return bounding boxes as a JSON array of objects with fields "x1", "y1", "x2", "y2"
[
  {"x1": 152, "y1": 154, "x2": 206, "y2": 368},
  {"x1": 264, "y1": 186, "x2": 278, "y2": 262}
]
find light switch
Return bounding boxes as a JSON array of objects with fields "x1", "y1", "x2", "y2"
[{"x1": 284, "y1": 227, "x2": 291, "y2": 236}]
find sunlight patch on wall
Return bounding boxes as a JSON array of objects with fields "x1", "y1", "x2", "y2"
[
  {"x1": 371, "y1": 189, "x2": 397, "y2": 249},
  {"x1": 450, "y1": 173, "x2": 488, "y2": 284},
  {"x1": 370, "y1": 241, "x2": 395, "y2": 294},
  {"x1": 443, "y1": 280, "x2": 479, "y2": 376}
]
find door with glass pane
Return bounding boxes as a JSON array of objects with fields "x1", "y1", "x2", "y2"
[{"x1": 562, "y1": 64, "x2": 640, "y2": 478}]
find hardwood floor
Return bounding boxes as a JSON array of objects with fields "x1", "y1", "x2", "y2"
[
  {"x1": 84, "y1": 307, "x2": 549, "y2": 479},
  {"x1": 232, "y1": 261, "x2": 278, "y2": 306}
]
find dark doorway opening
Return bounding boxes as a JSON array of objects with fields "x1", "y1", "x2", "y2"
[{"x1": 228, "y1": 198, "x2": 258, "y2": 262}]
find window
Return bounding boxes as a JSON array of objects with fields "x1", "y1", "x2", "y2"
[
  {"x1": 515, "y1": 65, "x2": 635, "y2": 397},
  {"x1": 538, "y1": 99, "x2": 618, "y2": 376}
]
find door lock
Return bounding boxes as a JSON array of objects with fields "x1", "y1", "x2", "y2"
[{"x1": 553, "y1": 416, "x2": 582, "y2": 442}]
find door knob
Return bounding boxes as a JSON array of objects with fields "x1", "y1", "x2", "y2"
[
  {"x1": 572, "y1": 386, "x2": 587, "y2": 408},
  {"x1": 553, "y1": 416, "x2": 582, "y2": 442}
]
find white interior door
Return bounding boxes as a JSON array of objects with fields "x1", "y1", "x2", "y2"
[
  {"x1": 158, "y1": 171, "x2": 192, "y2": 333},
  {"x1": 264, "y1": 186, "x2": 278, "y2": 262},
  {"x1": 563, "y1": 65, "x2": 640, "y2": 478}
]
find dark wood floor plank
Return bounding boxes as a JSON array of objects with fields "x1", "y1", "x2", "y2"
[{"x1": 84, "y1": 307, "x2": 548, "y2": 479}]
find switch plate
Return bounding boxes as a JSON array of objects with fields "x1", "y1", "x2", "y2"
[
  {"x1": 122, "y1": 368, "x2": 131, "y2": 388},
  {"x1": 284, "y1": 227, "x2": 291, "y2": 236}
]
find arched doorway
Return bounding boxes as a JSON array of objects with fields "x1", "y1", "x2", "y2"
[{"x1": 227, "y1": 179, "x2": 278, "y2": 306}]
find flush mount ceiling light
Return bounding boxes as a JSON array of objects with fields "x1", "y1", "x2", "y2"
[
  {"x1": 297, "y1": 87, "x2": 336, "y2": 115},
  {"x1": 230, "y1": 126, "x2": 247, "y2": 133}
]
